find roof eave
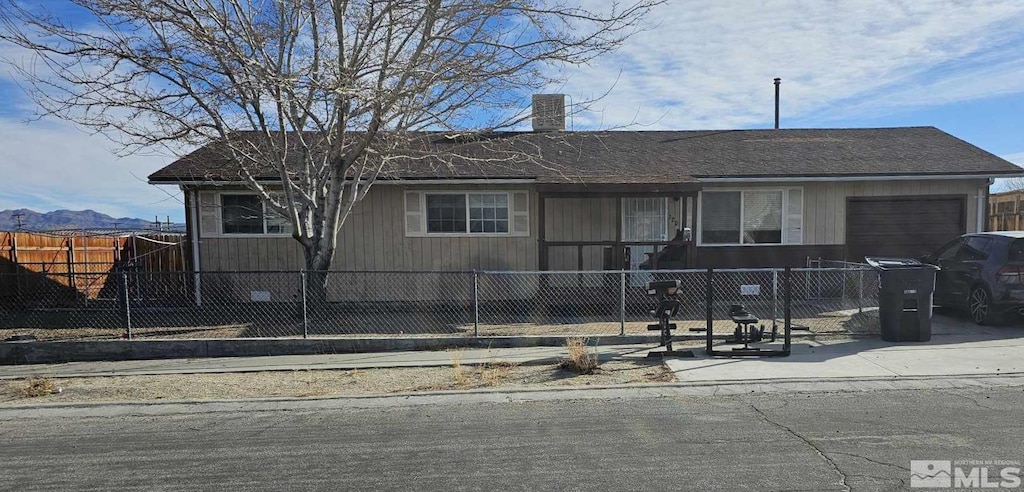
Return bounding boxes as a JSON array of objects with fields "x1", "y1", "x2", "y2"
[
  {"x1": 148, "y1": 177, "x2": 541, "y2": 186},
  {"x1": 696, "y1": 172, "x2": 1023, "y2": 183},
  {"x1": 149, "y1": 171, "x2": 1024, "y2": 186}
]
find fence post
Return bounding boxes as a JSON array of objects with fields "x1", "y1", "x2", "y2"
[
  {"x1": 772, "y1": 269, "x2": 778, "y2": 322},
  {"x1": 619, "y1": 270, "x2": 626, "y2": 336},
  {"x1": 784, "y1": 267, "x2": 792, "y2": 351},
  {"x1": 121, "y1": 271, "x2": 132, "y2": 340},
  {"x1": 301, "y1": 271, "x2": 308, "y2": 339},
  {"x1": 705, "y1": 269, "x2": 714, "y2": 352},
  {"x1": 82, "y1": 231, "x2": 89, "y2": 307},
  {"x1": 66, "y1": 235, "x2": 75, "y2": 294},
  {"x1": 472, "y1": 271, "x2": 479, "y2": 338},
  {"x1": 841, "y1": 266, "x2": 848, "y2": 308},
  {"x1": 857, "y1": 269, "x2": 864, "y2": 314}
]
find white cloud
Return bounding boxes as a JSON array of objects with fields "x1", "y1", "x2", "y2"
[
  {"x1": 3, "y1": 0, "x2": 1024, "y2": 220},
  {"x1": 558, "y1": 0, "x2": 1024, "y2": 129},
  {"x1": 0, "y1": 37, "x2": 186, "y2": 220},
  {"x1": 0, "y1": 118, "x2": 182, "y2": 219}
]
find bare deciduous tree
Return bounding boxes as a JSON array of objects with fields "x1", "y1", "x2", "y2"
[
  {"x1": 0, "y1": 0, "x2": 659, "y2": 278},
  {"x1": 998, "y1": 177, "x2": 1024, "y2": 193}
]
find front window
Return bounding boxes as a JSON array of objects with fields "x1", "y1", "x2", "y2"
[
  {"x1": 426, "y1": 194, "x2": 467, "y2": 233},
  {"x1": 221, "y1": 194, "x2": 291, "y2": 235},
  {"x1": 742, "y1": 191, "x2": 783, "y2": 244},
  {"x1": 426, "y1": 193, "x2": 509, "y2": 234},
  {"x1": 701, "y1": 192, "x2": 742, "y2": 244},
  {"x1": 468, "y1": 194, "x2": 509, "y2": 233},
  {"x1": 700, "y1": 190, "x2": 794, "y2": 245}
]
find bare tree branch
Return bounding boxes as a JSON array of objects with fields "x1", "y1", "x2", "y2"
[{"x1": 1, "y1": 0, "x2": 662, "y2": 274}]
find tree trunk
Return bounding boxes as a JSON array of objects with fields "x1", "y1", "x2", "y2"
[{"x1": 302, "y1": 240, "x2": 333, "y2": 310}]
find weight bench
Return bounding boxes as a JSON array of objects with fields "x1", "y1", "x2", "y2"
[
  {"x1": 727, "y1": 304, "x2": 778, "y2": 348},
  {"x1": 704, "y1": 269, "x2": 791, "y2": 358}
]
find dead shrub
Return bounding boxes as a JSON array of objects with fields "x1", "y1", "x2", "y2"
[
  {"x1": 21, "y1": 378, "x2": 59, "y2": 398},
  {"x1": 480, "y1": 361, "x2": 518, "y2": 386},
  {"x1": 448, "y1": 349, "x2": 470, "y2": 387},
  {"x1": 558, "y1": 337, "x2": 599, "y2": 374}
]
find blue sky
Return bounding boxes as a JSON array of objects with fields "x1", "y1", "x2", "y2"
[{"x1": 1, "y1": 0, "x2": 1023, "y2": 222}]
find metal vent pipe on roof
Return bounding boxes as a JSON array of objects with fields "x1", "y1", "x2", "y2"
[{"x1": 774, "y1": 78, "x2": 781, "y2": 130}]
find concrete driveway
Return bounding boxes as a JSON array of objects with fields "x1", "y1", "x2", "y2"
[{"x1": 665, "y1": 313, "x2": 1024, "y2": 382}]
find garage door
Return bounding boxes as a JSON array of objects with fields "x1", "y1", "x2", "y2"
[{"x1": 846, "y1": 196, "x2": 965, "y2": 262}]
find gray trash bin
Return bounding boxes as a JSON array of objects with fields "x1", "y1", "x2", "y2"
[{"x1": 865, "y1": 257, "x2": 940, "y2": 342}]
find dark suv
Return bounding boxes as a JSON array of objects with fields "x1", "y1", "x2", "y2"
[{"x1": 924, "y1": 231, "x2": 1024, "y2": 324}]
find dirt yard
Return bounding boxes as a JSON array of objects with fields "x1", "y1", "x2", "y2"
[
  {"x1": 0, "y1": 308, "x2": 879, "y2": 342},
  {"x1": 0, "y1": 360, "x2": 675, "y2": 405}
]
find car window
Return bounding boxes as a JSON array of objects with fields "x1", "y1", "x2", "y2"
[
  {"x1": 934, "y1": 238, "x2": 964, "y2": 261},
  {"x1": 1010, "y1": 239, "x2": 1024, "y2": 262},
  {"x1": 961, "y1": 237, "x2": 990, "y2": 261},
  {"x1": 982, "y1": 237, "x2": 1001, "y2": 254}
]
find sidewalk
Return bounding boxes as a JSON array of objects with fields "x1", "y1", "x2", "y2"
[{"x1": 665, "y1": 317, "x2": 1024, "y2": 382}]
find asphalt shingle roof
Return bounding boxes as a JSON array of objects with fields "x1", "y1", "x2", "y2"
[{"x1": 148, "y1": 126, "x2": 1022, "y2": 184}]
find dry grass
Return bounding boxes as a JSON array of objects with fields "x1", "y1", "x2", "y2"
[
  {"x1": 448, "y1": 349, "x2": 470, "y2": 387},
  {"x1": 2, "y1": 308, "x2": 869, "y2": 342},
  {"x1": 0, "y1": 360, "x2": 674, "y2": 404},
  {"x1": 20, "y1": 378, "x2": 59, "y2": 398},
  {"x1": 415, "y1": 351, "x2": 520, "y2": 391},
  {"x1": 558, "y1": 337, "x2": 600, "y2": 375},
  {"x1": 480, "y1": 360, "x2": 517, "y2": 386}
]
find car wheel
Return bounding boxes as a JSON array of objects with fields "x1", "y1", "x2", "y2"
[{"x1": 969, "y1": 287, "x2": 995, "y2": 325}]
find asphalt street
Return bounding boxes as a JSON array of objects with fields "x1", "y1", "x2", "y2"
[{"x1": 1, "y1": 386, "x2": 1022, "y2": 491}]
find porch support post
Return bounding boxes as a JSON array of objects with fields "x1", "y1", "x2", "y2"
[
  {"x1": 538, "y1": 192, "x2": 547, "y2": 271},
  {"x1": 614, "y1": 197, "x2": 623, "y2": 269},
  {"x1": 688, "y1": 192, "x2": 699, "y2": 268}
]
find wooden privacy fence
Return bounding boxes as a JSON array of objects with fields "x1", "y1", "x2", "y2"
[
  {"x1": 0, "y1": 231, "x2": 189, "y2": 302},
  {"x1": 989, "y1": 190, "x2": 1024, "y2": 232}
]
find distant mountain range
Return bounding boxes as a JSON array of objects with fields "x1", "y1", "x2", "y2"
[{"x1": 0, "y1": 209, "x2": 183, "y2": 232}]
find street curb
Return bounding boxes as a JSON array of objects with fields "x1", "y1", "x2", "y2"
[
  {"x1": 0, "y1": 332, "x2": 835, "y2": 366},
  {"x1": 4, "y1": 371, "x2": 1023, "y2": 414}
]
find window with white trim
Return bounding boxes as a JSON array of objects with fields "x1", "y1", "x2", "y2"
[
  {"x1": 699, "y1": 189, "x2": 802, "y2": 245},
  {"x1": 220, "y1": 194, "x2": 291, "y2": 235},
  {"x1": 425, "y1": 192, "x2": 509, "y2": 234}
]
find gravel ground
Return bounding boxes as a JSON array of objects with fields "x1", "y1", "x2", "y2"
[
  {"x1": 1, "y1": 310, "x2": 874, "y2": 341},
  {"x1": 0, "y1": 360, "x2": 675, "y2": 405}
]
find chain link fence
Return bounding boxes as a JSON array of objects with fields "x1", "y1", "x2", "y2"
[{"x1": 0, "y1": 267, "x2": 879, "y2": 341}]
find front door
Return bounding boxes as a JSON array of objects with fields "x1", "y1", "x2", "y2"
[{"x1": 623, "y1": 198, "x2": 669, "y2": 275}]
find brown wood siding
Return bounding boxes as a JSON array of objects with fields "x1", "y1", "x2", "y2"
[
  {"x1": 823, "y1": 180, "x2": 983, "y2": 243},
  {"x1": 544, "y1": 197, "x2": 618, "y2": 242},
  {"x1": 703, "y1": 179, "x2": 985, "y2": 245},
  {"x1": 199, "y1": 185, "x2": 537, "y2": 272},
  {"x1": 200, "y1": 237, "x2": 304, "y2": 272},
  {"x1": 846, "y1": 196, "x2": 966, "y2": 261},
  {"x1": 196, "y1": 178, "x2": 987, "y2": 273}
]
